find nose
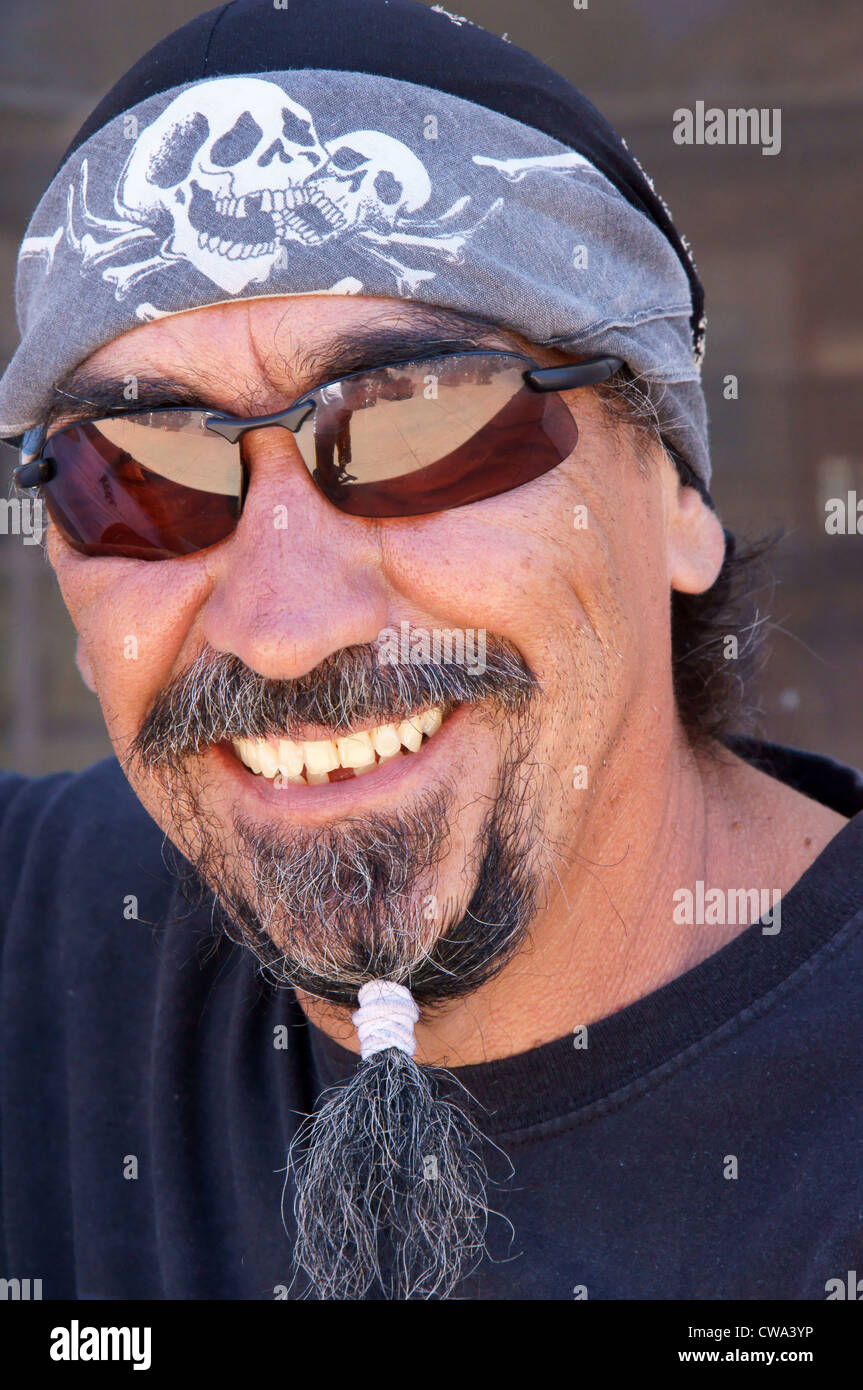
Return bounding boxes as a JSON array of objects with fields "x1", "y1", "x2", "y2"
[{"x1": 201, "y1": 430, "x2": 389, "y2": 680}]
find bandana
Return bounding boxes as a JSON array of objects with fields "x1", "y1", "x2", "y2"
[{"x1": 0, "y1": 0, "x2": 711, "y2": 486}]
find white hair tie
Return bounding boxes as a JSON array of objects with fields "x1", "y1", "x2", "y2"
[{"x1": 352, "y1": 980, "x2": 420, "y2": 1061}]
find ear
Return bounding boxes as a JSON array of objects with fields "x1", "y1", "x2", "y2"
[
  {"x1": 666, "y1": 479, "x2": 726, "y2": 594},
  {"x1": 75, "y1": 636, "x2": 97, "y2": 693}
]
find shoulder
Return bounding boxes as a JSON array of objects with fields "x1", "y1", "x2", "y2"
[
  {"x1": 0, "y1": 758, "x2": 172, "y2": 938},
  {"x1": 0, "y1": 755, "x2": 159, "y2": 859},
  {"x1": 724, "y1": 734, "x2": 863, "y2": 819}
]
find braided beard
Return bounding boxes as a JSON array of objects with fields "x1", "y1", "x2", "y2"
[{"x1": 130, "y1": 640, "x2": 543, "y2": 1297}]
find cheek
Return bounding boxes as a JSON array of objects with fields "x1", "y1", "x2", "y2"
[
  {"x1": 51, "y1": 540, "x2": 213, "y2": 749},
  {"x1": 376, "y1": 470, "x2": 635, "y2": 679},
  {"x1": 376, "y1": 462, "x2": 672, "y2": 787}
]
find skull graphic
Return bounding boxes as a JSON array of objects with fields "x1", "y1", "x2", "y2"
[
  {"x1": 308, "y1": 131, "x2": 433, "y2": 237},
  {"x1": 116, "y1": 77, "x2": 330, "y2": 293},
  {"x1": 24, "y1": 76, "x2": 507, "y2": 309}
]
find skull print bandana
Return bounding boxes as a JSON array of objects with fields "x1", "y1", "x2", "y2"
[{"x1": 0, "y1": 0, "x2": 712, "y2": 488}]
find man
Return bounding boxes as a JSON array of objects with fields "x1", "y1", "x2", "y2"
[{"x1": 0, "y1": 0, "x2": 860, "y2": 1301}]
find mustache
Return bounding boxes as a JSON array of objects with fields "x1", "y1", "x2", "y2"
[{"x1": 130, "y1": 635, "x2": 538, "y2": 769}]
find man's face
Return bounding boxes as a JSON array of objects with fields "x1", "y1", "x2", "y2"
[{"x1": 46, "y1": 294, "x2": 714, "y2": 1004}]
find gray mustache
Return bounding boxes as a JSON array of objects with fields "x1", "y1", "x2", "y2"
[{"x1": 131, "y1": 637, "x2": 538, "y2": 767}]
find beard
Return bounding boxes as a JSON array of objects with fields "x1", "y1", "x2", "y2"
[{"x1": 129, "y1": 635, "x2": 544, "y2": 1297}]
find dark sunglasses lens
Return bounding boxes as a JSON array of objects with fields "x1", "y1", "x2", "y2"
[
  {"x1": 294, "y1": 353, "x2": 578, "y2": 518},
  {"x1": 42, "y1": 414, "x2": 244, "y2": 559}
]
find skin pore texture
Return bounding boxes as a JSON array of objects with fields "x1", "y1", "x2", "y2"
[{"x1": 50, "y1": 294, "x2": 847, "y2": 1069}]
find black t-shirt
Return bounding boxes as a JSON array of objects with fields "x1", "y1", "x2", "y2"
[{"x1": 1, "y1": 737, "x2": 861, "y2": 1300}]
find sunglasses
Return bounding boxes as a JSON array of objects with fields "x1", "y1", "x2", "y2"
[{"x1": 14, "y1": 350, "x2": 623, "y2": 561}]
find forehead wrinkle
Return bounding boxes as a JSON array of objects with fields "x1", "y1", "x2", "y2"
[
  {"x1": 237, "y1": 299, "x2": 298, "y2": 414},
  {"x1": 124, "y1": 314, "x2": 272, "y2": 414},
  {"x1": 190, "y1": 359, "x2": 275, "y2": 417}
]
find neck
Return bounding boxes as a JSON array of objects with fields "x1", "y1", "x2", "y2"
[{"x1": 298, "y1": 722, "x2": 845, "y2": 1067}]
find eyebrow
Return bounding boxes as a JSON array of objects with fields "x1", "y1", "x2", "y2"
[
  {"x1": 42, "y1": 307, "x2": 518, "y2": 436},
  {"x1": 43, "y1": 375, "x2": 217, "y2": 435},
  {"x1": 293, "y1": 306, "x2": 511, "y2": 385}
]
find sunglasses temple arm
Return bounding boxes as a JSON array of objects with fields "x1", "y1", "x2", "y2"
[
  {"x1": 525, "y1": 355, "x2": 715, "y2": 508},
  {"x1": 14, "y1": 457, "x2": 54, "y2": 488},
  {"x1": 523, "y1": 355, "x2": 624, "y2": 392}
]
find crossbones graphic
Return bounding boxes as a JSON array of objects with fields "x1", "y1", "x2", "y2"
[
  {"x1": 21, "y1": 77, "x2": 511, "y2": 310},
  {"x1": 21, "y1": 77, "x2": 603, "y2": 317}
]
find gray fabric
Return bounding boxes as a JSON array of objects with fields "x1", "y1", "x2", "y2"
[{"x1": 0, "y1": 70, "x2": 710, "y2": 484}]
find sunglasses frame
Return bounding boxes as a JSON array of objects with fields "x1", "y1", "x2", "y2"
[
  {"x1": 13, "y1": 351, "x2": 623, "y2": 494},
  {"x1": 202, "y1": 351, "x2": 625, "y2": 445},
  {"x1": 12, "y1": 349, "x2": 713, "y2": 513}
]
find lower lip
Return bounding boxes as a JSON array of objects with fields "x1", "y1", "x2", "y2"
[{"x1": 208, "y1": 706, "x2": 467, "y2": 820}]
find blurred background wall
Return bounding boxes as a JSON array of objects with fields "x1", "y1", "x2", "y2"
[{"x1": 1, "y1": 0, "x2": 861, "y2": 774}]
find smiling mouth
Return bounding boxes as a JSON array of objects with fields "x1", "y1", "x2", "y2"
[
  {"x1": 188, "y1": 181, "x2": 349, "y2": 255},
  {"x1": 231, "y1": 705, "x2": 445, "y2": 786}
]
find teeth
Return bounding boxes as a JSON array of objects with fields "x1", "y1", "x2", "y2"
[
  {"x1": 419, "y1": 707, "x2": 443, "y2": 736},
  {"x1": 214, "y1": 188, "x2": 304, "y2": 221},
  {"x1": 231, "y1": 705, "x2": 444, "y2": 784},
  {"x1": 307, "y1": 192, "x2": 346, "y2": 227},
  {"x1": 268, "y1": 207, "x2": 325, "y2": 246},
  {"x1": 258, "y1": 742, "x2": 280, "y2": 779},
  {"x1": 371, "y1": 723, "x2": 401, "y2": 758},
  {"x1": 235, "y1": 737, "x2": 261, "y2": 774},
  {"x1": 277, "y1": 739, "x2": 304, "y2": 778},
  {"x1": 397, "y1": 717, "x2": 423, "y2": 752},
  {"x1": 336, "y1": 731, "x2": 376, "y2": 769},
  {"x1": 303, "y1": 739, "x2": 339, "y2": 775}
]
